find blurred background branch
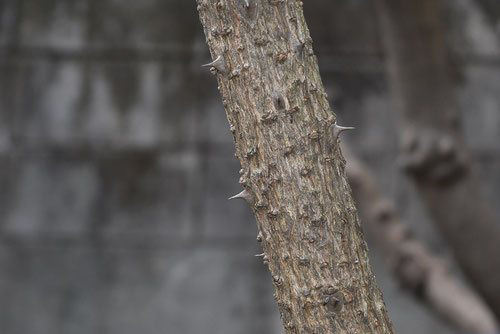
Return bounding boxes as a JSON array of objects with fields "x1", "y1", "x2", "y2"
[
  {"x1": 345, "y1": 147, "x2": 498, "y2": 333},
  {"x1": 375, "y1": 0, "x2": 500, "y2": 318}
]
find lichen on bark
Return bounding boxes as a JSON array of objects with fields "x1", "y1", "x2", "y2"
[{"x1": 196, "y1": 1, "x2": 394, "y2": 333}]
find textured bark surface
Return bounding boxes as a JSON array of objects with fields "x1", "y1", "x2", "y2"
[
  {"x1": 375, "y1": 0, "x2": 500, "y2": 319},
  {"x1": 345, "y1": 148, "x2": 498, "y2": 333},
  {"x1": 196, "y1": 1, "x2": 394, "y2": 333}
]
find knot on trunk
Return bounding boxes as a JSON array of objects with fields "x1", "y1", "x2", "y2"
[{"x1": 399, "y1": 129, "x2": 467, "y2": 184}]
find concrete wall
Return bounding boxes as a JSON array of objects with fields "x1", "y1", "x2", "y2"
[{"x1": 0, "y1": 0, "x2": 499, "y2": 333}]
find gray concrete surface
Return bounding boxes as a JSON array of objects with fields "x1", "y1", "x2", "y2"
[{"x1": 0, "y1": 0, "x2": 499, "y2": 333}]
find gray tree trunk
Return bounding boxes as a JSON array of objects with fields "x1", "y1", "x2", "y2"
[
  {"x1": 375, "y1": 0, "x2": 500, "y2": 319},
  {"x1": 196, "y1": 1, "x2": 394, "y2": 333}
]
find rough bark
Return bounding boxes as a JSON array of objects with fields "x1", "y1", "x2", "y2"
[
  {"x1": 375, "y1": 0, "x2": 500, "y2": 319},
  {"x1": 196, "y1": 1, "x2": 394, "y2": 333},
  {"x1": 345, "y1": 148, "x2": 498, "y2": 333}
]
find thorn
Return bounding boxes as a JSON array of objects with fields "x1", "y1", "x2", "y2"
[
  {"x1": 201, "y1": 55, "x2": 226, "y2": 73},
  {"x1": 228, "y1": 189, "x2": 251, "y2": 201},
  {"x1": 244, "y1": 0, "x2": 250, "y2": 8},
  {"x1": 228, "y1": 189, "x2": 254, "y2": 206},
  {"x1": 256, "y1": 232, "x2": 263, "y2": 242},
  {"x1": 332, "y1": 121, "x2": 355, "y2": 139},
  {"x1": 255, "y1": 253, "x2": 265, "y2": 257},
  {"x1": 201, "y1": 56, "x2": 219, "y2": 67}
]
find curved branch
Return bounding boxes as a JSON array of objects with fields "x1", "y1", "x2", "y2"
[
  {"x1": 345, "y1": 148, "x2": 498, "y2": 333},
  {"x1": 375, "y1": 0, "x2": 500, "y2": 318}
]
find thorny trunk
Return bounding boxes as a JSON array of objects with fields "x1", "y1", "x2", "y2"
[
  {"x1": 345, "y1": 148, "x2": 498, "y2": 333},
  {"x1": 196, "y1": 1, "x2": 394, "y2": 333},
  {"x1": 376, "y1": 0, "x2": 500, "y2": 319}
]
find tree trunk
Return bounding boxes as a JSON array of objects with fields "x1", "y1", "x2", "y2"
[
  {"x1": 375, "y1": 0, "x2": 500, "y2": 319},
  {"x1": 196, "y1": 1, "x2": 394, "y2": 333},
  {"x1": 345, "y1": 148, "x2": 498, "y2": 333}
]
